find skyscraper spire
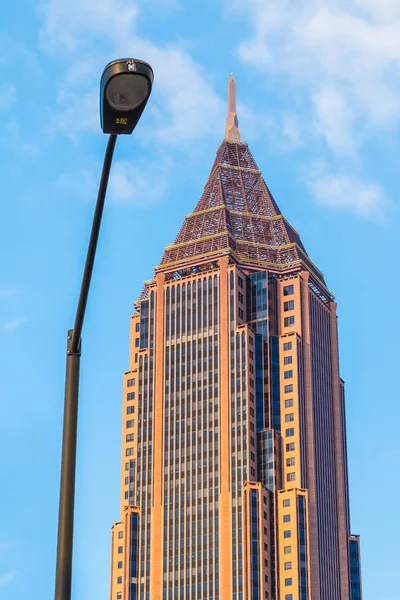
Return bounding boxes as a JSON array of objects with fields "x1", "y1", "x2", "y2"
[{"x1": 224, "y1": 73, "x2": 240, "y2": 141}]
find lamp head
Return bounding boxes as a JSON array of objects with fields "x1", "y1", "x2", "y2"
[{"x1": 100, "y1": 59, "x2": 153, "y2": 134}]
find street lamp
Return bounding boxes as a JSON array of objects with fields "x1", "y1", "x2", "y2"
[
  {"x1": 54, "y1": 59, "x2": 153, "y2": 600},
  {"x1": 101, "y1": 59, "x2": 153, "y2": 134}
]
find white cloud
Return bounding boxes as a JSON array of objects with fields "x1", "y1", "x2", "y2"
[
  {"x1": 109, "y1": 157, "x2": 171, "y2": 206},
  {"x1": 281, "y1": 113, "x2": 303, "y2": 150},
  {"x1": 1, "y1": 317, "x2": 26, "y2": 333},
  {"x1": 56, "y1": 166, "x2": 99, "y2": 201},
  {"x1": 226, "y1": 0, "x2": 400, "y2": 220},
  {"x1": 56, "y1": 152, "x2": 172, "y2": 207},
  {"x1": 39, "y1": 0, "x2": 224, "y2": 146},
  {"x1": 228, "y1": 0, "x2": 400, "y2": 153},
  {"x1": 0, "y1": 571, "x2": 17, "y2": 588},
  {"x1": 51, "y1": 90, "x2": 99, "y2": 142},
  {"x1": 0, "y1": 83, "x2": 17, "y2": 110},
  {"x1": 135, "y1": 43, "x2": 224, "y2": 145},
  {"x1": 39, "y1": 0, "x2": 140, "y2": 54},
  {"x1": 312, "y1": 87, "x2": 356, "y2": 155},
  {"x1": 305, "y1": 163, "x2": 389, "y2": 219}
]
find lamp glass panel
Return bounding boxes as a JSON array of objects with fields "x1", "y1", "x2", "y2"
[{"x1": 106, "y1": 74, "x2": 148, "y2": 111}]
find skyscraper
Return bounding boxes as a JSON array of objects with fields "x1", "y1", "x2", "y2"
[{"x1": 110, "y1": 76, "x2": 362, "y2": 600}]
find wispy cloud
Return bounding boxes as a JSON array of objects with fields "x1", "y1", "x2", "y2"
[
  {"x1": 305, "y1": 162, "x2": 389, "y2": 219},
  {"x1": 39, "y1": 0, "x2": 140, "y2": 54},
  {"x1": 109, "y1": 156, "x2": 172, "y2": 206},
  {"x1": 55, "y1": 166, "x2": 99, "y2": 201},
  {"x1": 39, "y1": 0, "x2": 224, "y2": 147},
  {"x1": 312, "y1": 87, "x2": 356, "y2": 156},
  {"x1": 1, "y1": 317, "x2": 26, "y2": 333},
  {"x1": 0, "y1": 571, "x2": 17, "y2": 588},
  {"x1": 228, "y1": 0, "x2": 400, "y2": 154},
  {"x1": 226, "y1": 0, "x2": 399, "y2": 219},
  {"x1": 0, "y1": 83, "x2": 17, "y2": 110}
]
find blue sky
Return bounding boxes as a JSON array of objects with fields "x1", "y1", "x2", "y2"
[{"x1": 1, "y1": 1, "x2": 399, "y2": 599}]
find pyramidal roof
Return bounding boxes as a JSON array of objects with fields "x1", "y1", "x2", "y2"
[{"x1": 157, "y1": 75, "x2": 326, "y2": 287}]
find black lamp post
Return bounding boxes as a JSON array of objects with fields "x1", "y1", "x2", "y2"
[{"x1": 54, "y1": 59, "x2": 153, "y2": 600}]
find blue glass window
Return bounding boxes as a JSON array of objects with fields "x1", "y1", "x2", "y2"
[
  {"x1": 284, "y1": 300, "x2": 294, "y2": 311},
  {"x1": 283, "y1": 285, "x2": 294, "y2": 296},
  {"x1": 349, "y1": 538, "x2": 362, "y2": 600}
]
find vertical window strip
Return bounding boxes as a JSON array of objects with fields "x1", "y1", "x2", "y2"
[
  {"x1": 176, "y1": 284, "x2": 181, "y2": 339},
  {"x1": 198, "y1": 280, "x2": 202, "y2": 332},
  {"x1": 181, "y1": 283, "x2": 186, "y2": 336},
  {"x1": 171, "y1": 286, "x2": 176, "y2": 340},
  {"x1": 166, "y1": 288, "x2": 170, "y2": 341}
]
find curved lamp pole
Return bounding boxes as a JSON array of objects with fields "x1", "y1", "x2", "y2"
[{"x1": 54, "y1": 59, "x2": 154, "y2": 600}]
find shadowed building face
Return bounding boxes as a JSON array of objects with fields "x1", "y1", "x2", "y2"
[{"x1": 109, "y1": 76, "x2": 362, "y2": 600}]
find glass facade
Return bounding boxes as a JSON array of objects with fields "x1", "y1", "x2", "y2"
[
  {"x1": 270, "y1": 337, "x2": 280, "y2": 434},
  {"x1": 258, "y1": 430, "x2": 279, "y2": 493},
  {"x1": 230, "y1": 271, "x2": 245, "y2": 600},
  {"x1": 309, "y1": 293, "x2": 341, "y2": 600},
  {"x1": 250, "y1": 490, "x2": 260, "y2": 600},
  {"x1": 297, "y1": 496, "x2": 308, "y2": 600},
  {"x1": 163, "y1": 275, "x2": 220, "y2": 600},
  {"x1": 349, "y1": 538, "x2": 362, "y2": 600},
  {"x1": 130, "y1": 512, "x2": 140, "y2": 600},
  {"x1": 137, "y1": 291, "x2": 155, "y2": 600}
]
